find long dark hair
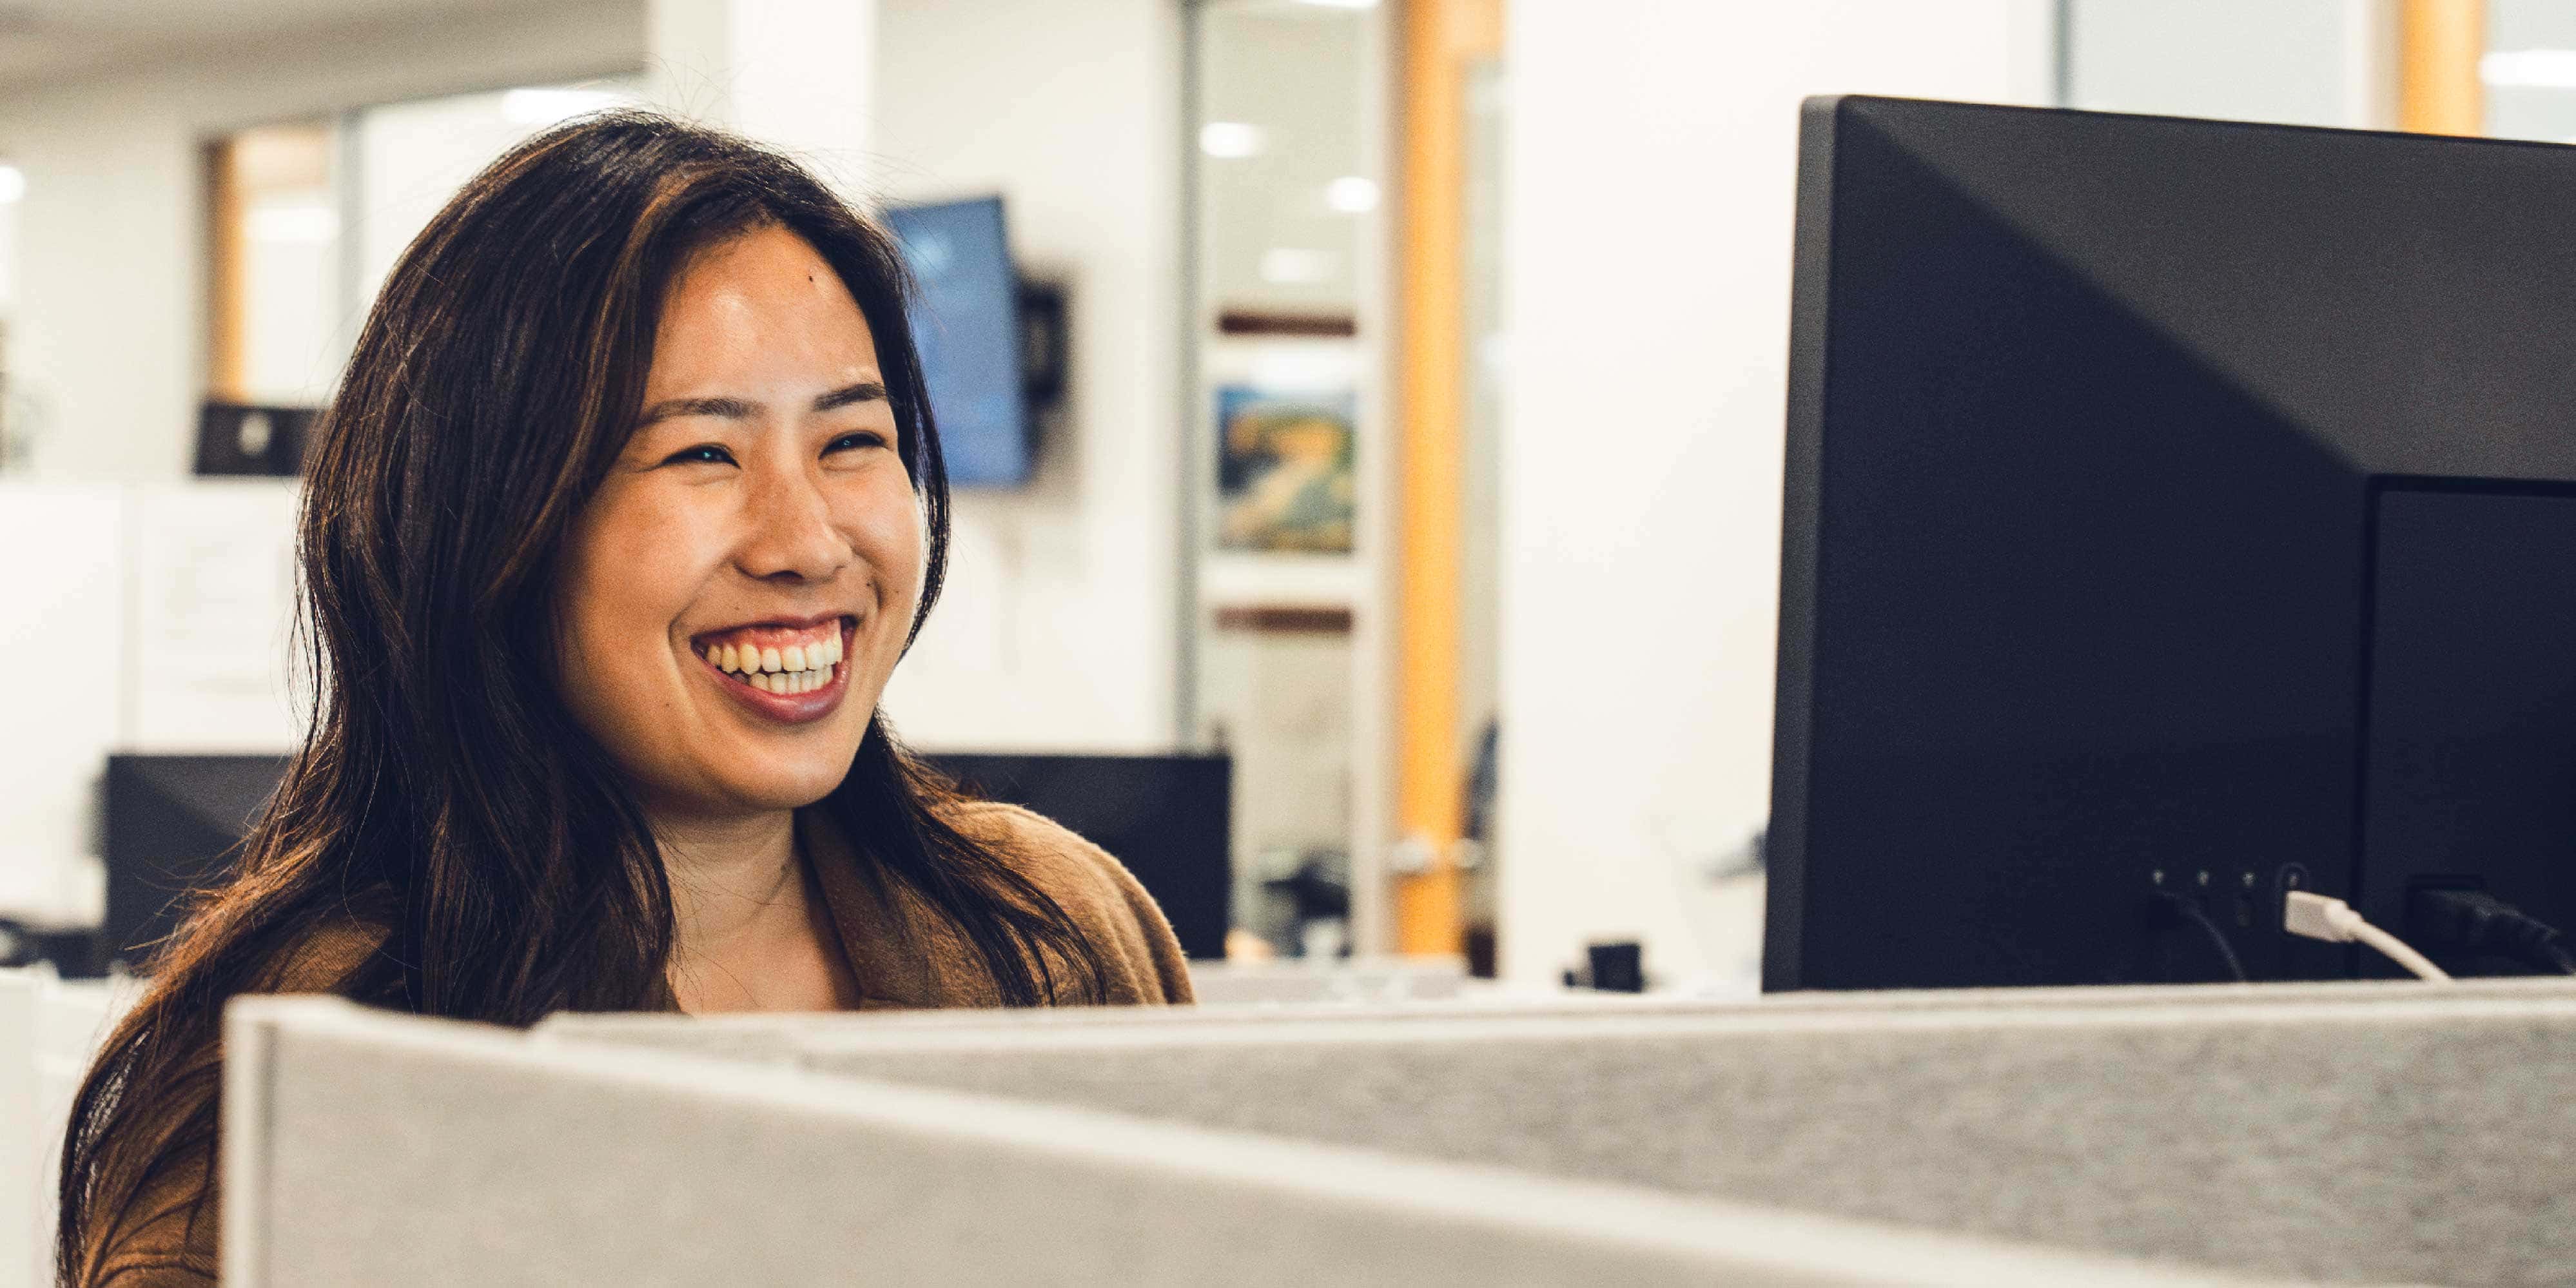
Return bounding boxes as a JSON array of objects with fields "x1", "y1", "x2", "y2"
[{"x1": 57, "y1": 112, "x2": 1106, "y2": 1283}]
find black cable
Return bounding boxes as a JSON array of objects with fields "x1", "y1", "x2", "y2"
[
  {"x1": 2157, "y1": 891, "x2": 2248, "y2": 983},
  {"x1": 2406, "y1": 887, "x2": 2576, "y2": 978}
]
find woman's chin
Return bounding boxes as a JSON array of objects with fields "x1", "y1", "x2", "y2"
[
  {"x1": 740, "y1": 766, "x2": 854, "y2": 812},
  {"x1": 651, "y1": 759, "x2": 854, "y2": 818}
]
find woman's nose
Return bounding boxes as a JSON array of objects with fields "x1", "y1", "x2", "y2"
[{"x1": 736, "y1": 466, "x2": 851, "y2": 582}]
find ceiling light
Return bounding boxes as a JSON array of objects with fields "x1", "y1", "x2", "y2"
[
  {"x1": 1200, "y1": 122, "x2": 1267, "y2": 159},
  {"x1": 1260, "y1": 248, "x2": 1336, "y2": 284},
  {"x1": 2482, "y1": 49, "x2": 2576, "y2": 88},
  {"x1": 502, "y1": 87, "x2": 630, "y2": 127},
  {"x1": 0, "y1": 165, "x2": 22, "y2": 205},
  {"x1": 1325, "y1": 176, "x2": 1379, "y2": 213}
]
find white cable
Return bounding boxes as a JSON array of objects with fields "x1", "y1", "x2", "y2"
[{"x1": 2283, "y1": 890, "x2": 2452, "y2": 981}]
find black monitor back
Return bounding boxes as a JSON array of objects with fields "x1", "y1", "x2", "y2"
[
  {"x1": 1769, "y1": 97, "x2": 2576, "y2": 991},
  {"x1": 101, "y1": 750, "x2": 1231, "y2": 973},
  {"x1": 102, "y1": 754, "x2": 290, "y2": 975},
  {"x1": 925, "y1": 752, "x2": 1233, "y2": 961}
]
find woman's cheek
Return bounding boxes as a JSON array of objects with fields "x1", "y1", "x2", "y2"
[{"x1": 846, "y1": 473, "x2": 928, "y2": 608}]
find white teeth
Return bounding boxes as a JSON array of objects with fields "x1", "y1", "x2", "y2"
[{"x1": 702, "y1": 630, "x2": 842, "y2": 687}]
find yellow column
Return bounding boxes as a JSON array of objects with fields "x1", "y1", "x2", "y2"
[
  {"x1": 1392, "y1": 0, "x2": 1502, "y2": 956},
  {"x1": 2399, "y1": 0, "x2": 2485, "y2": 135}
]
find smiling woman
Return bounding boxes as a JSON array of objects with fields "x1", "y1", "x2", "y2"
[{"x1": 55, "y1": 113, "x2": 1192, "y2": 1287}]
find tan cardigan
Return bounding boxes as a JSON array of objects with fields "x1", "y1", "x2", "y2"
[{"x1": 84, "y1": 801, "x2": 1195, "y2": 1286}]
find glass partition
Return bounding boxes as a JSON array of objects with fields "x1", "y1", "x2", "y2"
[{"x1": 1184, "y1": 0, "x2": 1387, "y2": 959}]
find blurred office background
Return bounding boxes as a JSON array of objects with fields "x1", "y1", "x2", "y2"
[{"x1": 0, "y1": 0, "x2": 2537, "y2": 991}]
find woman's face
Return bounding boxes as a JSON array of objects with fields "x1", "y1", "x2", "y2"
[{"x1": 554, "y1": 224, "x2": 925, "y2": 823}]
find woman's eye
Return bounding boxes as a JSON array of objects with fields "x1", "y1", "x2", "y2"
[
  {"x1": 827, "y1": 431, "x2": 890, "y2": 454},
  {"x1": 664, "y1": 444, "x2": 736, "y2": 467}
]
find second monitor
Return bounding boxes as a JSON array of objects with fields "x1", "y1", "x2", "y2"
[{"x1": 1767, "y1": 97, "x2": 2576, "y2": 991}]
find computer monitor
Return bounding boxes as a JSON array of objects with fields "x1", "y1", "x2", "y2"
[
  {"x1": 882, "y1": 197, "x2": 1035, "y2": 486},
  {"x1": 1766, "y1": 97, "x2": 2576, "y2": 991},
  {"x1": 194, "y1": 401, "x2": 315, "y2": 476},
  {"x1": 99, "y1": 750, "x2": 1231, "y2": 973},
  {"x1": 102, "y1": 754, "x2": 291, "y2": 975},
  {"x1": 924, "y1": 752, "x2": 1233, "y2": 961}
]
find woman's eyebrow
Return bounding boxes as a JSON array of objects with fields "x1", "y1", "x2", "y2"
[
  {"x1": 636, "y1": 395, "x2": 757, "y2": 426},
  {"x1": 635, "y1": 381, "x2": 888, "y2": 427},
  {"x1": 810, "y1": 380, "x2": 888, "y2": 413}
]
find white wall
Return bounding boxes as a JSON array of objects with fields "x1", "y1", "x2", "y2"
[
  {"x1": 1493, "y1": 0, "x2": 2052, "y2": 987},
  {"x1": 871, "y1": 0, "x2": 1182, "y2": 752},
  {"x1": 0, "y1": 0, "x2": 645, "y2": 483},
  {"x1": 0, "y1": 487, "x2": 124, "y2": 926}
]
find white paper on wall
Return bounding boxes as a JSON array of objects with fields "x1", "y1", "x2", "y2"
[{"x1": 122, "y1": 479, "x2": 304, "y2": 752}]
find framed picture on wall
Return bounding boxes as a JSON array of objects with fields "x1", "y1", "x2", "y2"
[{"x1": 1214, "y1": 385, "x2": 1356, "y2": 554}]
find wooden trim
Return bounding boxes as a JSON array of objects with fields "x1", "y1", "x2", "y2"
[
  {"x1": 204, "y1": 137, "x2": 249, "y2": 403},
  {"x1": 1389, "y1": 0, "x2": 1502, "y2": 957},
  {"x1": 1214, "y1": 605, "x2": 1354, "y2": 634},
  {"x1": 1216, "y1": 310, "x2": 1359, "y2": 337},
  {"x1": 2399, "y1": 0, "x2": 2484, "y2": 135}
]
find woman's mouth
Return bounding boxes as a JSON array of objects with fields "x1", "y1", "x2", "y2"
[{"x1": 691, "y1": 616, "x2": 855, "y2": 723}]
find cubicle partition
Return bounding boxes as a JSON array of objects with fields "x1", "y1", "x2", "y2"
[
  {"x1": 1, "y1": 967, "x2": 139, "y2": 1288},
  {"x1": 540, "y1": 978, "x2": 2576, "y2": 1286},
  {"x1": 226, "y1": 996, "x2": 2281, "y2": 1287},
  {"x1": 0, "y1": 968, "x2": 35, "y2": 1288},
  {"x1": 1182, "y1": 956, "x2": 1487, "y2": 1005}
]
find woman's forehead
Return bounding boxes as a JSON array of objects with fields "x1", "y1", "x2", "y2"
[{"x1": 647, "y1": 226, "x2": 881, "y2": 399}]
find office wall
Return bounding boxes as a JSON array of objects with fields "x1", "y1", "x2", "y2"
[
  {"x1": 870, "y1": 0, "x2": 1183, "y2": 752},
  {"x1": 0, "y1": 0, "x2": 647, "y2": 483},
  {"x1": 1491, "y1": 0, "x2": 2053, "y2": 986}
]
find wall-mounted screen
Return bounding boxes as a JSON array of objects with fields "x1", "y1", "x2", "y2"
[{"x1": 883, "y1": 196, "x2": 1032, "y2": 486}]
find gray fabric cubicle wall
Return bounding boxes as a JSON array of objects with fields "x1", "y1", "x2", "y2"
[
  {"x1": 545, "y1": 978, "x2": 2576, "y2": 1285},
  {"x1": 224, "y1": 997, "x2": 2279, "y2": 1287}
]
